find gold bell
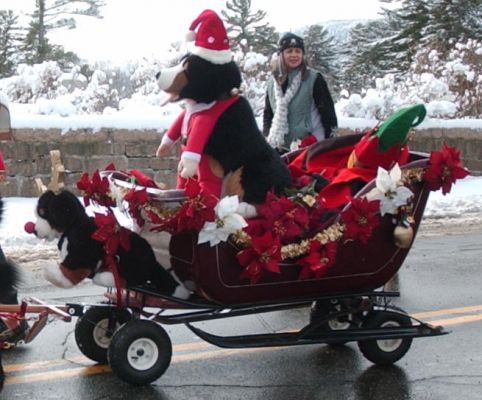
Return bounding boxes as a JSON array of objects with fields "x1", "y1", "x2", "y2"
[{"x1": 393, "y1": 225, "x2": 414, "y2": 249}]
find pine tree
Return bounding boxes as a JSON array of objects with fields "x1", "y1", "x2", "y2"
[
  {"x1": 343, "y1": 19, "x2": 394, "y2": 93},
  {"x1": 221, "y1": 0, "x2": 278, "y2": 55},
  {"x1": 0, "y1": 10, "x2": 23, "y2": 77},
  {"x1": 303, "y1": 24, "x2": 338, "y2": 93},
  {"x1": 378, "y1": 0, "x2": 431, "y2": 72},
  {"x1": 23, "y1": 0, "x2": 105, "y2": 65},
  {"x1": 422, "y1": 0, "x2": 482, "y2": 52}
]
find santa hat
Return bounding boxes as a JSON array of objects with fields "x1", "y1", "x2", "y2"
[{"x1": 186, "y1": 9, "x2": 232, "y2": 64}]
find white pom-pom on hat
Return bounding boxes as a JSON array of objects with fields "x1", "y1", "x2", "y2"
[{"x1": 186, "y1": 30, "x2": 196, "y2": 42}]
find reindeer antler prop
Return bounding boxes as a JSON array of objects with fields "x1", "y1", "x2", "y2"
[{"x1": 35, "y1": 150, "x2": 65, "y2": 195}]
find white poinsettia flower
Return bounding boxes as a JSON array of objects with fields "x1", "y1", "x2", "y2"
[
  {"x1": 366, "y1": 164, "x2": 414, "y2": 216},
  {"x1": 198, "y1": 195, "x2": 248, "y2": 247}
]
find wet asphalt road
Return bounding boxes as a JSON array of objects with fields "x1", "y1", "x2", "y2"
[{"x1": 2, "y1": 230, "x2": 482, "y2": 400}]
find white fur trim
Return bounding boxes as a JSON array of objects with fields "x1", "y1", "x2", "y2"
[
  {"x1": 161, "y1": 134, "x2": 175, "y2": 146},
  {"x1": 44, "y1": 264, "x2": 74, "y2": 288},
  {"x1": 182, "y1": 101, "x2": 216, "y2": 135},
  {"x1": 181, "y1": 151, "x2": 201, "y2": 162},
  {"x1": 192, "y1": 46, "x2": 232, "y2": 64},
  {"x1": 186, "y1": 30, "x2": 196, "y2": 42},
  {"x1": 92, "y1": 271, "x2": 116, "y2": 287},
  {"x1": 267, "y1": 71, "x2": 302, "y2": 150}
]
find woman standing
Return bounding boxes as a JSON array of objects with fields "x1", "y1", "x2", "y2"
[{"x1": 263, "y1": 32, "x2": 338, "y2": 153}]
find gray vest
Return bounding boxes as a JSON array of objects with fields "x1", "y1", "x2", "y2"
[{"x1": 267, "y1": 68, "x2": 318, "y2": 148}]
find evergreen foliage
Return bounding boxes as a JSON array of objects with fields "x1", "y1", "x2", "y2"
[
  {"x1": 0, "y1": 10, "x2": 23, "y2": 78},
  {"x1": 221, "y1": 0, "x2": 278, "y2": 55},
  {"x1": 342, "y1": 19, "x2": 393, "y2": 93},
  {"x1": 303, "y1": 24, "x2": 338, "y2": 93},
  {"x1": 23, "y1": 0, "x2": 105, "y2": 65},
  {"x1": 421, "y1": 0, "x2": 482, "y2": 52},
  {"x1": 1, "y1": 0, "x2": 481, "y2": 118}
]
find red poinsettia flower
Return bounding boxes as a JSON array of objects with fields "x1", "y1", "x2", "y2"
[
  {"x1": 91, "y1": 212, "x2": 131, "y2": 255},
  {"x1": 306, "y1": 202, "x2": 333, "y2": 235},
  {"x1": 237, "y1": 232, "x2": 282, "y2": 284},
  {"x1": 255, "y1": 193, "x2": 309, "y2": 244},
  {"x1": 341, "y1": 197, "x2": 380, "y2": 244},
  {"x1": 293, "y1": 174, "x2": 314, "y2": 189},
  {"x1": 123, "y1": 188, "x2": 149, "y2": 227},
  {"x1": 104, "y1": 163, "x2": 116, "y2": 171},
  {"x1": 176, "y1": 192, "x2": 217, "y2": 232},
  {"x1": 298, "y1": 240, "x2": 337, "y2": 280},
  {"x1": 424, "y1": 142, "x2": 470, "y2": 195},
  {"x1": 77, "y1": 170, "x2": 115, "y2": 207},
  {"x1": 242, "y1": 218, "x2": 269, "y2": 237}
]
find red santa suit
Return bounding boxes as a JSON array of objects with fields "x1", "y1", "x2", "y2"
[{"x1": 162, "y1": 96, "x2": 239, "y2": 197}]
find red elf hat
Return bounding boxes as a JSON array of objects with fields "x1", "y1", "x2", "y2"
[{"x1": 349, "y1": 104, "x2": 426, "y2": 170}]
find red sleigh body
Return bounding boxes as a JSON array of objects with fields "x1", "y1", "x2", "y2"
[
  {"x1": 127, "y1": 133, "x2": 432, "y2": 305},
  {"x1": 168, "y1": 156, "x2": 430, "y2": 305}
]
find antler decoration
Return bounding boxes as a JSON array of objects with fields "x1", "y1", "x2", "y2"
[{"x1": 35, "y1": 150, "x2": 65, "y2": 195}]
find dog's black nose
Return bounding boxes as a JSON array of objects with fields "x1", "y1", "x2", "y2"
[{"x1": 155, "y1": 72, "x2": 161, "y2": 80}]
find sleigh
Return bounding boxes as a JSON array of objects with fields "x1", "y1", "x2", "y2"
[{"x1": 66, "y1": 132, "x2": 470, "y2": 386}]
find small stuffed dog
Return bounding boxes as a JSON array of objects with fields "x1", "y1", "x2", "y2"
[{"x1": 25, "y1": 190, "x2": 189, "y2": 298}]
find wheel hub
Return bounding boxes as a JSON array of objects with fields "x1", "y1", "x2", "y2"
[
  {"x1": 127, "y1": 338, "x2": 159, "y2": 371},
  {"x1": 377, "y1": 321, "x2": 403, "y2": 351}
]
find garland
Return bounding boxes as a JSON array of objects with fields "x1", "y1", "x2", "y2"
[{"x1": 77, "y1": 142, "x2": 469, "y2": 285}]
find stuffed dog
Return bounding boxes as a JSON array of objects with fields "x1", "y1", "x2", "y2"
[
  {"x1": 0, "y1": 197, "x2": 23, "y2": 391},
  {"x1": 24, "y1": 190, "x2": 190, "y2": 298},
  {"x1": 156, "y1": 9, "x2": 291, "y2": 204}
]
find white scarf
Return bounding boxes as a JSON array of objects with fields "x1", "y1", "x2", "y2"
[{"x1": 267, "y1": 71, "x2": 302, "y2": 150}]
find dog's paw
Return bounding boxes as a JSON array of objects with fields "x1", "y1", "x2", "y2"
[
  {"x1": 236, "y1": 202, "x2": 257, "y2": 218},
  {"x1": 172, "y1": 284, "x2": 191, "y2": 300},
  {"x1": 156, "y1": 135, "x2": 175, "y2": 157},
  {"x1": 44, "y1": 264, "x2": 74, "y2": 288},
  {"x1": 92, "y1": 271, "x2": 116, "y2": 287},
  {"x1": 179, "y1": 158, "x2": 199, "y2": 178}
]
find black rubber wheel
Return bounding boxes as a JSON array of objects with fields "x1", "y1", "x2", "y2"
[
  {"x1": 108, "y1": 320, "x2": 172, "y2": 386},
  {"x1": 75, "y1": 307, "x2": 131, "y2": 363},
  {"x1": 358, "y1": 311, "x2": 413, "y2": 365}
]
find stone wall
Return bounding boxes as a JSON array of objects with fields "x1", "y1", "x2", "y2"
[{"x1": 1, "y1": 127, "x2": 480, "y2": 197}]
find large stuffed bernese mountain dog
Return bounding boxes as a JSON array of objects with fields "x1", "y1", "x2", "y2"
[
  {"x1": 24, "y1": 190, "x2": 190, "y2": 299},
  {"x1": 156, "y1": 9, "x2": 291, "y2": 206}
]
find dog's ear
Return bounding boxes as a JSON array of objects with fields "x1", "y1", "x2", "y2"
[
  {"x1": 37, "y1": 190, "x2": 56, "y2": 220},
  {"x1": 48, "y1": 191, "x2": 85, "y2": 231}
]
